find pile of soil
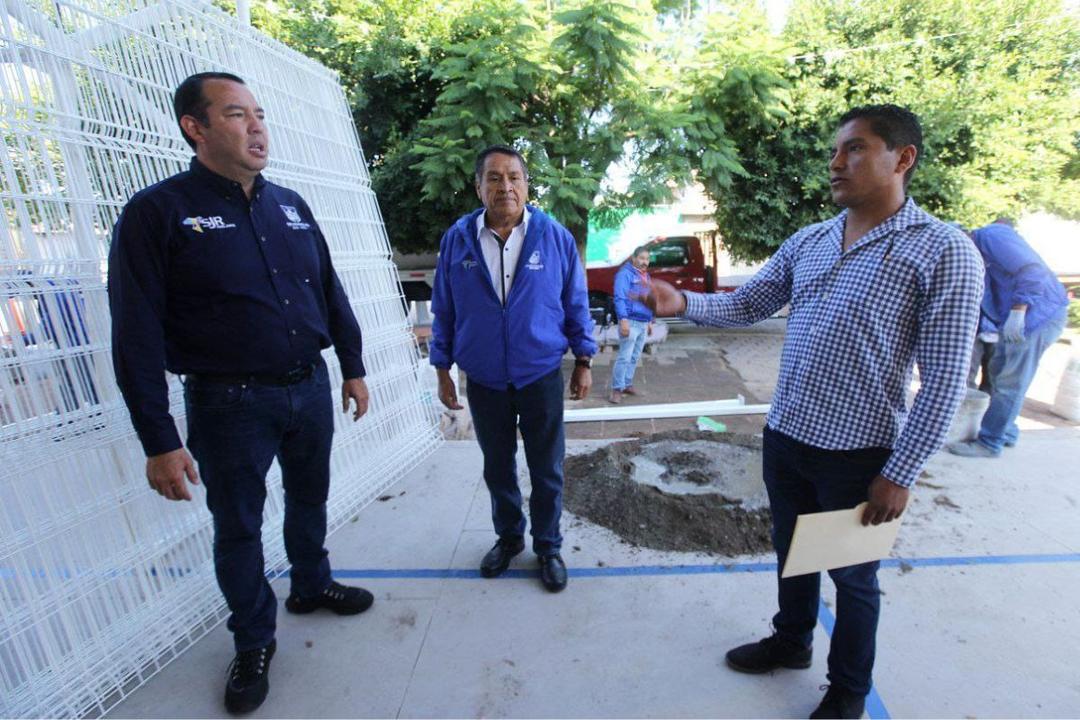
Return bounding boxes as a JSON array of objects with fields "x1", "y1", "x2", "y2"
[{"x1": 564, "y1": 430, "x2": 773, "y2": 556}]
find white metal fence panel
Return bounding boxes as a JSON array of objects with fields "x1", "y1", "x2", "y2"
[{"x1": 0, "y1": 0, "x2": 442, "y2": 716}]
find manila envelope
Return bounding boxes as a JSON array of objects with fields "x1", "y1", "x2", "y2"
[{"x1": 781, "y1": 502, "x2": 902, "y2": 578}]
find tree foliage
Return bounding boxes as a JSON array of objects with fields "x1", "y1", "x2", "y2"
[
  {"x1": 705, "y1": 0, "x2": 1080, "y2": 260},
  {"x1": 249, "y1": 0, "x2": 1080, "y2": 259}
]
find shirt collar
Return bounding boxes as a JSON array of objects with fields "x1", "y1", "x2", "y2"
[
  {"x1": 189, "y1": 157, "x2": 267, "y2": 202},
  {"x1": 476, "y1": 206, "x2": 531, "y2": 240},
  {"x1": 828, "y1": 197, "x2": 929, "y2": 250}
]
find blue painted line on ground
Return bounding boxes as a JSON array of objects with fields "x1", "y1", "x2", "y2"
[
  {"x1": 329, "y1": 551, "x2": 1080, "y2": 580},
  {"x1": 883, "y1": 552, "x2": 1080, "y2": 568},
  {"x1": 816, "y1": 600, "x2": 891, "y2": 720},
  {"x1": 3, "y1": 552, "x2": 1078, "y2": 581}
]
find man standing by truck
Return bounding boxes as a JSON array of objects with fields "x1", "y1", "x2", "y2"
[{"x1": 609, "y1": 245, "x2": 653, "y2": 403}]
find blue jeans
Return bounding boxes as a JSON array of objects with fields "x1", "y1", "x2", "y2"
[
  {"x1": 185, "y1": 361, "x2": 334, "y2": 651},
  {"x1": 978, "y1": 308, "x2": 1067, "y2": 453},
  {"x1": 763, "y1": 426, "x2": 888, "y2": 696},
  {"x1": 466, "y1": 368, "x2": 565, "y2": 555},
  {"x1": 611, "y1": 319, "x2": 648, "y2": 391}
]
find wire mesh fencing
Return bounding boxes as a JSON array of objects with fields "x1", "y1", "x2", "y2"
[{"x1": 0, "y1": 0, "x2": 442, "y2": 716}]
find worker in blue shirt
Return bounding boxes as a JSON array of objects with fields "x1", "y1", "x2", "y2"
[
  {"x1": 948, "y1": 220, "x2": 1068, "y2": 457},
  {"x1": 644, "y1": 105, "x2": 982, "y2": 719},
  {"x1": 609, "y1": 245, "x2": 654, "y2": 404},
  {"x1": 108, "y1": 72, "x2": 373, "y2": 715},
  {"x1": 430, "y1": 145, "x2": 597, "y2": 593}
]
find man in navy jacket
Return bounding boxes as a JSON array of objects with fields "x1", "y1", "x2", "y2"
[
  {"x1": 109, "y1": 72, "x2": 373, "y2": 714},
  {"x1": 430, "y1": 145, "x2": 597, "y2": 592}
]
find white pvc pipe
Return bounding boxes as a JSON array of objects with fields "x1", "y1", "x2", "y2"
[{"x1": 564, "y1": 397, "x2": 771, "y2": 423}]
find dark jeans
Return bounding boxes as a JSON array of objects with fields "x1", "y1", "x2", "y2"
[
  {"x1": 466, "y1": 368, "x2": 566, "y2": 556},
  {"x1": 185, "y1": 361, "x2": 334, "y2": 651},
  {"x1": 763, "y1": 426, "x2": 889, "y2": 696}
]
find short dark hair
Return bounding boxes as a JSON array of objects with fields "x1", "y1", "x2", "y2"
[
  {"x1": 173, "y1": 72, "x2": 246, "y2": 149},
  {"x1": 633, "y1": 245, "x2": 650, "y2": 257},
  {"x1": 474, "y1": 144, "x2": 529, "y2": 183},
  {"x1": 993, "y1": 216, "x2": 1015, "y2": 227},
  {"x1": 837, "y1": 104, "x2": 923, "y2": 187}
]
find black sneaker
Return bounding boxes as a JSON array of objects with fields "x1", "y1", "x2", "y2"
[
  {"x1": 284, "y1": 581, "x2": 374, "y2": 615},
  {"x1": 809, "y1": 684, "x2": 866, "y2": 719},
  {"x1": 538, "y1": 553, "x2": 568, "y2": 592},
  {"x1": 725, "y1": 633, "x2": 812, "y2": 674},
  {"x1": 480, "y1": 537, "x2": 526, "y2": 578},
  {"x1": 224, "y1": 640, "x2": 275, "y2": 714}
]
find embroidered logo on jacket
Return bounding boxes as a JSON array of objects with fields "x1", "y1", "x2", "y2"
[
  {"x1": 462, "y1": 259, "x2": 478, "y2": 270},
  {"x1": 525, "y1": 250, "x2": 543, "y2": 270},
  {"x1": 182, "y1": 216, "x2": 235, "y2": 233},
  {"x1": 280, "y1": 205, "x2": 311, "y2": 230}
]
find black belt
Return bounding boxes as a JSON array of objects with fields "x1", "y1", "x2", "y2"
[{"x1": 189, "y1": 363, "x2": 315, "y2": 387}]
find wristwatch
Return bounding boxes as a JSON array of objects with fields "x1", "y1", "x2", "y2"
[{"x1": 574, "y1": 356, "x2": 593, "y2": 369}]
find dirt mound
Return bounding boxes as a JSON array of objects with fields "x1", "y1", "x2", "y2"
[{"x1": 564, "y1": 430, "x2": 773, "y2": 556}]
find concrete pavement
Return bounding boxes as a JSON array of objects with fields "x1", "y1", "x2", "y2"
[{"x1": 106, "y1": 325, "x2": 1080, "y2": 719}]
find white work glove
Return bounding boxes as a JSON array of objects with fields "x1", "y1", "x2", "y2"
[{"x1": 1001, "y1": 308, "x2": 1026, "y2": 343}]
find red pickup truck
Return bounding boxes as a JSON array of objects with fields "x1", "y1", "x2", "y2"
[{"x1": 586, "y1": 234, "x2": 737, "y2": 320}]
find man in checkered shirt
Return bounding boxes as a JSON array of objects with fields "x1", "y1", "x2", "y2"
[{"x1": 645, "y1": 105, "x2": 983, "y2": 719}]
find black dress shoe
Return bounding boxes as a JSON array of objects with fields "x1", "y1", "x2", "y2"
[
  {"x1": 538, "y1": 553, "x2": 568, "y2": 592},
  {"x1": 224, "y1": 639, "x2": 275, "y2": 714},
  {"x1": 285, "y1": 581, "x2": 374, "y2": 615},
  {"x1": 725, "y1": 634, "x2": 812, "y2": 674},
  {"x1": 809, "y1": 684, "x2": 866, "y2": 719},
  {"x1": 480, "y1": 537, "x2": 525, "y2": 578}
]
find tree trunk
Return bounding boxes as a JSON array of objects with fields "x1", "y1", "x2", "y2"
[{"x1": 566, "y1": 220, "x2": 588, "y2": 270}]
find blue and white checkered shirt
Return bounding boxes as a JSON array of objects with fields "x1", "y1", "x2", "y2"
[{"x1": 684, "y1": 199, "x2": 983, "y2": 488}]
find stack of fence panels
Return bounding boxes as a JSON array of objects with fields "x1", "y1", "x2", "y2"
[{"x1": 0, "y1": 0, "x2": 442, "y2": 715}]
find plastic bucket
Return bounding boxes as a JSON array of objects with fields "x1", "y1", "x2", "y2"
[
  {"x1": 1051, "y1": 354, "x2": 1080, "y2": 422},
  {"x1": 945, "y1": 388, "x2": 990, "y2": 444}
]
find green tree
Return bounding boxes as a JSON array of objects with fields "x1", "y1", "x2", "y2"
[
  {"x1": 249, "y1": 0, "x2": 480, "y2": 252},
  {"x1": 249, "y1": 0, "x2": 1080, "y2": 261},
  {"x1": 696, "y1": 0, "x2": 1080, "y2": 260},
  {"x1": 411, "y1": 0, "x2": 700, "y2": 249}
]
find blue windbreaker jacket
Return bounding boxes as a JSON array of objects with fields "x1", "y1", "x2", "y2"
[
  {"x1": 971, "y1": 223, "x2": 1067, "y2": 333},
  {"x1": 429, "y1": 206, "x2": 597, "y2": 389},
  {"x1": 613, "y1": 262, "x2": 654, "y2": 322}
]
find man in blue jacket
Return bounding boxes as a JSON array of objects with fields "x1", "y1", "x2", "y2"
[
  {"x1": 948, "y1": 220, "x2": 1068, "y2": 457},
  {"x1": 430, "y1": 145, "x2": 597, "y2": 592},
  {"x1": 609, "y1": 245, "x2": 654, "y2": 404},
  {"x1": 109, "y1": 72, "x2": 374, "y2": 714}
]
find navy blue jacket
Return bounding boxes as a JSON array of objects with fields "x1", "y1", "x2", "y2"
[
  {"x1": 108, "y1": 158, "x2": 365, "y2": 456},
  {"x1": 429, "y1": 206, "x2": 597, "y2": 390},
  {"x1": 613, "y1": 262, "x2": 654, "y2": 322}
]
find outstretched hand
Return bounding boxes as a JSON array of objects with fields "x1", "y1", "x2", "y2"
[{"x1": 636, "y1": 279, "x2": 687, "y2": 318}]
